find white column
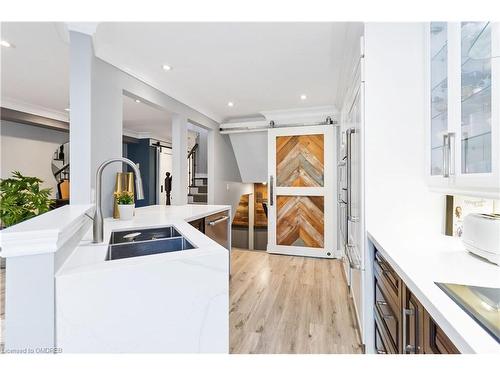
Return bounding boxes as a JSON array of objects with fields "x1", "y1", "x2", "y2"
[
  {"x1": 171, "y1": 114, "x2": 188, "y2": 205},
  {"x1": 68, "y1": 23, "x2": 122, "y2": 216},
  {"x1": 69, "y1": 30, "x2": 93, "y2": 204}
]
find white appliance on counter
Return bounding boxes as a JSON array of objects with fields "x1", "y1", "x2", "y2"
[{"x1": 462, "y1": 213, "x2": 500, "y2": 265}]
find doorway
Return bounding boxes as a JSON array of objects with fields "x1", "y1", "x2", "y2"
[{"x1": 267, "y1": 125, "x2": 338, "y2": 259}]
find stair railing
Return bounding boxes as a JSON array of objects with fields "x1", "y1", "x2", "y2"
[{"x1": 187, "y1": 143, "x2": 199, "y2": 188}]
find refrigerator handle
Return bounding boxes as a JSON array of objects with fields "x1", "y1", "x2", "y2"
[{"x1": 346, "y1": 128, "x2": 356, "y2": 222}]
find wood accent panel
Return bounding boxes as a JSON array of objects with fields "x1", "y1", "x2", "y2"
[
  {"x1": 232, "y1": 194, "x2": 249, "y2": 227},
  {"x1": 276, "y1": 196, "x2": 324, "y2": 248},
  {"x1": 276, "y1": 134, "x2": 324, "y2": 187},
  {"x1": 230, "y1": 249, "x2": 363, "y2": 353},
  {"x1": 254, "y1": 183, "x2": 268, "y2": 228}
]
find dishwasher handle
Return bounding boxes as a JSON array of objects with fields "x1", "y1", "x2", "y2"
[{"x1": 208, "y1": 216, "x2": 229, "y2": 226}]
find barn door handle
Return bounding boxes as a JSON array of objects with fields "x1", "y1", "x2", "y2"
[{"x1": 269, "y1": 175, "x2": 274, "y2": 206}]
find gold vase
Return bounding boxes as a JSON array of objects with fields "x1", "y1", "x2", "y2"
[{"x1": 113, "y1": 172, "x2": 135, "y2": 218}]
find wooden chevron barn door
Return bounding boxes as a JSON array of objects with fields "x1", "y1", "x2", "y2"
[{"x1": 267, "y1": 125, "x2": 338, "y2": 258}]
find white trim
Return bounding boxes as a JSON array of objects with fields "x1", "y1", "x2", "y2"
[
  {"x1": 425, "y1": 22, "x2": 500, "y2": 196},
  {"x1": 0, "y1": 205, "x2": 93, "y2": 258},
  {"x1": 261, "y1": 105, "x2": 337, "y2": 123},
  {"x1": 429, "y1": 185, "x2": 500, "y2": 200},
  {"x1": 1, "y1": 97, "x2": 69, "y2": 123},
  {"x1": 65, "y1": 22, "x2": 99, "y2": 36}
]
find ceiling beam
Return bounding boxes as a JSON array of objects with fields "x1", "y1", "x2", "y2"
[
  {"x1": 1, "y1": 107, "x2": 69, "y2": 132},
  {"x1": 1, "y1": 107, "x2": 139, "y2": 144}
]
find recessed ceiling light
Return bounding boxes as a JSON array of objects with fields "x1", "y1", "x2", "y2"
[
  {"x1": 64, "y1": 108, "x2": 70, "y2": 112},
  {"x1": 1, "y1": 40, "x2": 12, "y2": 48},
  {"x1": 162, "y1": 64, "x2": 172, "y2": 71},
  {"x1": 227, "y1": 102, "x2": 234, "y2": 107},
  {"x1": 135, "y1": 99, "x2": 141, "y2": 103},
  {"x1": 300, "y1": 94, "x2": 307, "y2": 100}
]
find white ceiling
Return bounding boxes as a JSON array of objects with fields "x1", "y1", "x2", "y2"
[
  {"x1": 1, "y1": 22, "x2": 70, "y2": 121},
  {"x1": 122, "y1": 94, "x2": 172, "y2": 139},
  {"x1": 122, "y1": 95, "x2": 200, "y2": 144},
  {"x1": 1, "y1": 22, "x2": 363, "y2": 124}
]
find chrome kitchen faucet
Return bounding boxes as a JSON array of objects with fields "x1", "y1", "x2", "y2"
[{"x1": 93, "y1": 157, "x2": 145, "y2": 243}]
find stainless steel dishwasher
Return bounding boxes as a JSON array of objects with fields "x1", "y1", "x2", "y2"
[{"x1": 204, "y1": 210, "x2": 230, "y2": 250}]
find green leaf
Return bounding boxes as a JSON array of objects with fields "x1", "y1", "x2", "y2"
[{"x1": 0, "y1": 171, "x2": 53, "y2": 227}]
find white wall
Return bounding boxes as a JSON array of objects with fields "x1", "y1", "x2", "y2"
[
  {"x1": 364, "y1": 23, "x2": 444, "y2": 234},
  {"x1": 69, "y1": 31, "x2": 248, "y2": 217},
  {"x1": 0, "y1": 120, "x2": 69, "y2": 198},
  {"x1": 363, "y1": 22, "x2": 444, "y2": 351},
  {"x1": 208, "y1": 130, "x2": 253, "y2": 218},
  {"x1": 228, "y1": 132, "x2": 268, "y2": 183}
]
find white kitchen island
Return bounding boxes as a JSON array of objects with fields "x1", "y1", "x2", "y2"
[{"x1": 1, "y1": 204, "x2": 231, "y2": 353}]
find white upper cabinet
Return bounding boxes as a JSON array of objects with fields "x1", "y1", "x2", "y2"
[{"x1": 426, "y1": 22, "x2": 500, "y2": 198}]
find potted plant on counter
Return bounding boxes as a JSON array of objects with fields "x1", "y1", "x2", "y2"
[{"x1": 115, "y1": 191, "x2": 135, "y2": 220}]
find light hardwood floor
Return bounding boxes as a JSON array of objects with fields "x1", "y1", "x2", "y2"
[{"x1": 230, "y1": 249, "x2": 363, "y2": 354}]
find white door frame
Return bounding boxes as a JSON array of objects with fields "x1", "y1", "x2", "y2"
[{"x1": 267, "y1": 124, "x2": 339, "y2": 259}]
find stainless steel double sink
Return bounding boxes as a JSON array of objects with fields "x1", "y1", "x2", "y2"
[{"x1": 106, "y1": 226, "x2": 196, "y2": 261}]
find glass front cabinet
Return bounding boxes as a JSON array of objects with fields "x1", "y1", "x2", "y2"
[{"x1": 426, "y1": 22, "x2": 500, "y2": 198}]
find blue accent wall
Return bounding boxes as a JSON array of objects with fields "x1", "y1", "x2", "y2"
[{"x1": 124, "y1": 138, "x2": 156, "y2": 207}]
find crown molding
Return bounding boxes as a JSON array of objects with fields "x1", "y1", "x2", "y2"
[
  {"x1": 1, "y1": 97, "x2": 69, "y2": 122},
  {"x1": 65, "y1": 22, "x2": 99, "y2": 36}
]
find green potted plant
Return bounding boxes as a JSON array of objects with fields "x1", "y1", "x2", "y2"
[
  {"x1": 115, "y1": 191, "x2": 135, "y2": 220},
  {"x1": 0, "y1": 171, "x2": 53, "y2": 228}
]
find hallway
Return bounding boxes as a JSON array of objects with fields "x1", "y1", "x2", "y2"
[{"x1": 229, "y1": 249, "x2": 363, "y2": 354}]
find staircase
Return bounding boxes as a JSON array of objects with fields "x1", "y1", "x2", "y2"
[{"x1": 188, "y1": 174, "x2": 208, "y2": 204}]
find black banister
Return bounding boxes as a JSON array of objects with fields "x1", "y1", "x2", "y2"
[{"x1": 188, "y1": 143, "x2": 198, "y2": 187}]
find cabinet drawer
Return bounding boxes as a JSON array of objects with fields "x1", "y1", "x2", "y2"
[
  {"x1": 374, "y1": 279, "x2": 400, "y2": 352},
  {"x1": 374, "y1": 308, "x2": 397, "y2": 354},
  {"x1": 375, "y1": 319, "x2": 393, "y2": 354},
  {"x1": 374, "y1": 250, "x2": 401, "y2": 310},
  {"x1": 423, "y1": 311, "x2": 460, "y2": 354}
]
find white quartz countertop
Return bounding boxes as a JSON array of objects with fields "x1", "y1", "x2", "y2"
[
  {"x1": 58, "y1": 204, "x2": 231, "y2": 275},
  {"x1": 0, "y1": 204, "x2": 94, "y2": 257},
  {"x1": 367, "y1": 225, "x2": 500, "y2": 354}
]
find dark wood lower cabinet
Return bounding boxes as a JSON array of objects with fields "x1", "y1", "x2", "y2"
[
  {"x1": 374, "y1": 249, "x2": 460, "y2": 354},
  {"x1": 423, "y1": 311, "x2": 460, "y2": 354},
  {"x1": 402, "y1": 287, "x2": 425, "y2": 354}
]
